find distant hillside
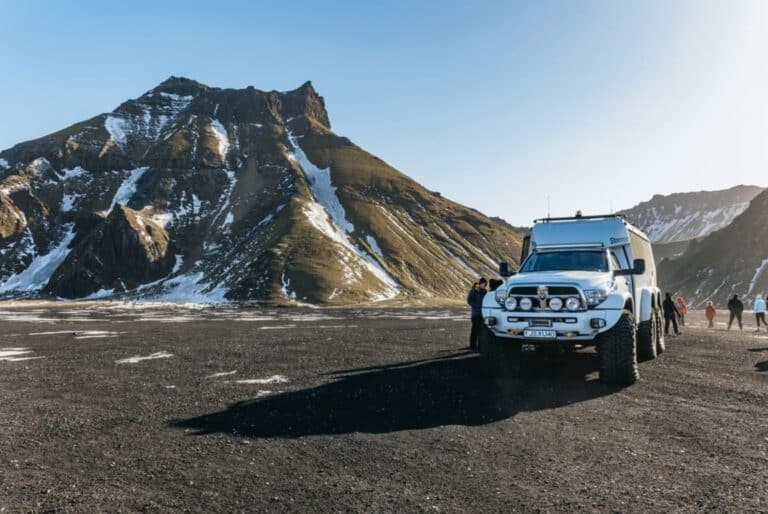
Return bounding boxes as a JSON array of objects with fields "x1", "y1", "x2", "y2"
[
  {"x1": 658, "y1": 189, "x2": 768, "y2": 307},
  {"x1": 620, "y1": 185, "x2": 763, "y2": 243}
]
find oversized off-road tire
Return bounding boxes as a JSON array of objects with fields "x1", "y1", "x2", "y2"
[
  {"x1": 479, "y1": 329, "x2": 521, "y2": 377},
  {"x1": 636, "y1": 314, "x2": 657, "y2": 362},
  {"x1": 598, "y1": 311, "x2": 639, "y2": 385},
  {"x1": 654, "y1": 308, "x2": 666, "y2": 354}
]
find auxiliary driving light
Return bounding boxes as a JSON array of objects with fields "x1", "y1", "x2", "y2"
[
  {"x1": 548, "y1": 297, "x2": 563, "y2": 311},
  {"x1": 565, "y1": 297, "x2": 581, "y2": 311},
  {"x1": 519, "y1": 297, "x2": 533, "y2": 311},
  {"x1": 590, "y1": 318, "x2": 606, "y2": 329},
  {"x1": 504, "y1": 297, "x2": 518, "y2": 311}
]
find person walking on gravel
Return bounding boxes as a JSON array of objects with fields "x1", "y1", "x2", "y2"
[
  {"x1": 727, "y1": 294, "x2": 744, "y2": 331},
  {"x1": 754, "y1": 294, "x2": 768, "y2": 331},
  {"x1": 467, "y1": 278, "x2": 488, "y2": 351},
  {"x1": 675, "y1": 296, "x2": 688, "y2": 326},
  {"x1": 663, "y1": 292, "x2": 681, "y2": 336},
  {"x1": 705, "y1": 301, "x2": 717, "y2": 328}
]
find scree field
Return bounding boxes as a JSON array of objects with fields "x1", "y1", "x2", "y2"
[{"x1": 0, "y1": 303, "x2": 766, "y2": 512}]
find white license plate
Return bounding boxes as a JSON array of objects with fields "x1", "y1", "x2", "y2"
[{"x1": 524, "y1": 329, "x2": 557, "y2": 339}]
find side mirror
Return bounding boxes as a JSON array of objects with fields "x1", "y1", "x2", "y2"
[
  {"x1": 499, "y1": 262, "x2": 513, "y2": 278},
  {"x1": 614, "y1": 258, "x2": 646, "y2": 276}
]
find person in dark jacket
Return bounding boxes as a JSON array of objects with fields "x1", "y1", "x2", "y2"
[
  {"x1": 467, "y1": 278, "x2": 488, "y2": 351},
  {"x1": 662, "y1": 292, "x2": 681, "y2": 336},
  {"x1": 727, "y1": 294, "x2": 744, "y2": 330}
]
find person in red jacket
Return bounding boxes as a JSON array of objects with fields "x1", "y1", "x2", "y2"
[
  {"x1": 676, "y1": 296, "x2": 689, "y2": 326},
  {"x1": 705, "y1": 301, "x2": 716, "y2": 328}
]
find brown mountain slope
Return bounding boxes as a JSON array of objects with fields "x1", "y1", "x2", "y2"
[{"x1": 0, "y1": 77, "x2": 524, "y2": 304}]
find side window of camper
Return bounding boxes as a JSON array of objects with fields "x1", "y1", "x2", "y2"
[{"x1": 628, "y1": 231, "x2": 653, "y2": 269}]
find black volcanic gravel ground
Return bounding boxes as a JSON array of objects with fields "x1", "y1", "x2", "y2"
[{"x1": 0, "y1": 304, "x2": 766, "y2": 512}]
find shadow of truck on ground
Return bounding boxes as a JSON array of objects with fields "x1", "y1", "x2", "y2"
[{"x1": 172, "y1": 350, "x2": 621, "y2": 438}]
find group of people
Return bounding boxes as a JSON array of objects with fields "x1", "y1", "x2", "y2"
[{"x1": 659, "y1": 292, "x2": 768, "y2": 334}]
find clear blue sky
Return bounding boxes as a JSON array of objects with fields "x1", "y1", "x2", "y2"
[{"x1": 2, "y1": 0, "x2": 766, "y2": 225}]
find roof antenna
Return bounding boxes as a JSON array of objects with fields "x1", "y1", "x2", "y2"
[
  {"x1": 547, "y1": 195, "x2": 551, "y2": 219},
  {"x1": 610, "y1": 200, "x2": 613, "y2": 214}
]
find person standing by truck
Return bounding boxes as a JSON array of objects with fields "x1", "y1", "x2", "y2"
[
  {"x1": 754, "y1": 294, "x2": 767, "y2": 331},
  {"x1": 663, "y1": 292, "x2": 681, "y2": 336},
  {"x1": 727, "y1": 294, "x2": 744, "y2": 331},
  {"x1": 467, "y1": 278, "x2": 488, "y2": 351},
  {"x1": 705, "y1": 301, "x2": 717, "y2": 328}
]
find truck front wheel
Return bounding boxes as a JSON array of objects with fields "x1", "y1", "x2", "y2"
[
  {"x1": 479, "y1": 329, "x2": 521, "y2": 377},
  {"x1": 598, "y1": 311, "x2": 639, "y2": 385}
]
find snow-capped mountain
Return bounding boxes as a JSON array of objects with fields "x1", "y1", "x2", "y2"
[
  {"x1": 658, "y1": 189, "x2": 768, "y2": 307},
  {"x1": 0, "y1": 77, "x2": 524, "y2": 303},
  {"x1": 619, "y1": 186, "x2": 763, "y2": 243}
]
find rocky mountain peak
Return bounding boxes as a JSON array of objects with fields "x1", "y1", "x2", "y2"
[{"x1": 0, "y1": 79, "x2": 524, "y2": 303}]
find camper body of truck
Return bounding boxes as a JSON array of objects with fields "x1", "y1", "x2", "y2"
[{"x1": 481, "y1": 214, "x2": 664, "y2": 384}]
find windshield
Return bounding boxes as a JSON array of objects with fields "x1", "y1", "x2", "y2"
[{"x1": 520, "y1": 250, "x2": 609, "y2": 273}]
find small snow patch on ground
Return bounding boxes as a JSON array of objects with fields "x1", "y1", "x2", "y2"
[
  {"x1": 259, "y1": 325, "x2": 297, "y2": 330},
  {"x1": 207, "y1": 370, "x2": 238, "y2": 379},
  {"x1": 116, "y1": 351, "x2": 173, "y2": 364},
  {"x1": 0, "y1": 348, "x2": 34, "y2": 361},
  {"x1": 74, "y1": 331, "x2": 122, "y2": 339},
  {"x1": 234, "y1": 375, "x2": 289, "y2": 385}
]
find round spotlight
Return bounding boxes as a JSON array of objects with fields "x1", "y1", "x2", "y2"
[
  {"x1": 504, "y1": 297, "x2": 518, "y2": 311},
  {"x1": 519, "y1": 297, "x2": 533, "y2": 311},
  {"x1": 549, "y1": 297, "x2": 563, "y2": 311},
  {"x1": 565, "y1": 297, "x2": 581, "y2": 311}
]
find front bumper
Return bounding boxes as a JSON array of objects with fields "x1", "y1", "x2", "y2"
[{"x1": 481, "y1": 307, "x2": 623, "y2": 343}]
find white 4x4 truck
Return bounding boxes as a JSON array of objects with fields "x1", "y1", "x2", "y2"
[{"x1": 481, "y1": 214, "x2": 664, "y2": 385}]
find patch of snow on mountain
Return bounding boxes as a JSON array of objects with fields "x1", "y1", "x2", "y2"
[
  {"x1": 150, "y1": 211, "x2": 173, "y2": 228},
  {"x1": 0, "y1": 224, "x2": 75, "y2": 293},
  {"x1": 108, "y1": 167, "x2": 150, "y2": 213},
  {"x1": 153, "y1": 271, "x2": 229, "y2": 303},
  {"x1": 0, "y1": 158, "x2": 8, "y2": 169},
  {"x1": 209, "y1": 119, "x2": 230, "y2": 159},
  {"x1": 61, "y1": 193, "x2": 80, "y2": 212},
  {"x1": 105, "y1": 116, "x2": 131, "y2": 146},
  {"x1": 56, "y1": 166, "x2": 87, "y2": 181},
  {"x1": 366, "y1": 235, "x2": 384, "y2": 258},
  {"x1": 286, "y1": 129, "x2": 353, "y2": 233},
  {"x1": 281, "y1": 270, "x2": 297, "y2": 300},
  {"x1": 286, "y1": 129, "x2": 398, "y2": 300},
  {"x1": 84, "y1": 288, "x2": 115, "y2": 300},
  {"x1": 212, "y1": 170, "x2": 237, "y2": 228},
  {"x1": 748, "y1": 257, "x2": 768, "y2": 294}
]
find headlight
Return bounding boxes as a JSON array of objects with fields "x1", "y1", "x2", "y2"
[
  {"x1": 504, "y1": 297, "x2": 518, "y2": 311},
  {"x1": 565, "y1": 297, "x2": 581, "y2": 311},
  {"x1": 519, "y1": 297, "x2": 533, "y2": 311},
  {"x1": 495, "y1": 287, "x2": 507, "y2": 306},
  {"x1": 584, "y1": 280, "x2": 617, "y2": 307},
  {"x1": 549, "y1": 297, "x2": 563, "y2": 311}
]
